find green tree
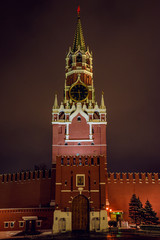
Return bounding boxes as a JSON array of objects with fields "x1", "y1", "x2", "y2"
[
  {"x1": 129, "y1": 194, "x2": 143, "y2": 226},
  {"x1": 143, "y1": 200, "x2": 159, "y2": 225}
]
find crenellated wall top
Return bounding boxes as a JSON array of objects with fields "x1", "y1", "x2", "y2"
[
  {"x1": 107, "y1": 172, "x2": 160, "y2": 183},
  {"x1": 0, "y1": 169, "x2": 53, "y2": 184}
]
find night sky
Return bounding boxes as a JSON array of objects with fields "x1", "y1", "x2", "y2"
[{"x1": 0, "y1": 0, "x2": 160, "y2": 174}]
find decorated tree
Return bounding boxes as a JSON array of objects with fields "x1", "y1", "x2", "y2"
[
  {"x1": 129, "y1": 194, "x2": 143, "y2": 226},
  {"x1": 143, "y1": 200, "x2": 159, "y2": 225}
]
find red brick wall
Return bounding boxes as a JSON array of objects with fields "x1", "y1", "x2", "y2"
[
  {"x1": 69, "y1": 114, "x2": 89, "y2": 139},
  {"x1": 107, "y1": 172, "x2": 160, "y2": 221},
  {"x1": 0, "y1": 169, "x2": 55, "y2": 208}
]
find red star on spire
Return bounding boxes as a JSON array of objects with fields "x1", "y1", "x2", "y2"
[{"x1": 77, "y1": 5, "x2": 80, "y2": 16}]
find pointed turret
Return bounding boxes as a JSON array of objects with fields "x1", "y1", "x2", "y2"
[
  {"x1": 72, "y1": 6, "x2": 86, "y2": 52},
  {"x1": 100, "y1": 91, "x2": 106, "y2": 109},
  {"x1": 53, "y1": 93, "x2": 58, "y2": 109}
]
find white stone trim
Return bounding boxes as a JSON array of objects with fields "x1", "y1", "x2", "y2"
[
  {"x1": 61, "y1": 190, "x2": 71, "y2": 192},
  {"x1": 66, "y1": 69, "x2": 93, "y2": 77},
  {"x1": 90, "y1": 190, "x2": 99, "y2": 192},
  {"x1": 69, "y1": 103, "x2": 89, "y2": 122},
  {"x1": 99, "y1": 182, "x2": 106, "y2": 185},
  {"x1": 65, "y1": 139, "x2": 93, "y2": 142},
  {"x1": 72, "y1": 190, "x2": 86, "y2": 192},
  {"x1": 52, "y1": 144, "x2": 107, "y2": 146},
  {"x1": 52, "y1": 121, "x2": 107, "y2": 125},
  {"x1": 22, "y1": 216, "x2": 38, "y2": 221},
  {"x1": 56, "y1": 183, "x2": 62, "y2": 185}
]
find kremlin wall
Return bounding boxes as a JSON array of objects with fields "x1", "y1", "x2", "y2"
[
  {"x1": 0, "y1": 7, "x2": 160, "y2": 232},
  {"x1": 0, "y1": 169, "x2": 159, "y2": 231}
]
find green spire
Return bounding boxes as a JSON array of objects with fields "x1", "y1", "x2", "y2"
[{"x1": 72, "y1": 6, "x2": 86, "y2": 52}]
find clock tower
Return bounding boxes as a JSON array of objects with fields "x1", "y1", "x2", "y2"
[{"x1": 52, "y1": 7, "x2": 108, "y2": 232}]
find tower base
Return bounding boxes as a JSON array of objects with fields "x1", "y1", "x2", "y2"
[{"x1": 52, "y1": 210, "x2": 108, "y2": 233}]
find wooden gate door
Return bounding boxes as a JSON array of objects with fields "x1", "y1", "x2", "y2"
[{"x1": 72, "y1": 195, "x2": 89, "y2": 231}]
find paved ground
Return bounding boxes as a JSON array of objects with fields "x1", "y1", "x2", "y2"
[{"x1": 1, "y1": 231, "x2": 160, "y2": 240}]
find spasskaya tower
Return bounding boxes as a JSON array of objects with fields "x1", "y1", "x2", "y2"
[{"x1": 52, "y1": 7, "x2": 108, "y2": 232}]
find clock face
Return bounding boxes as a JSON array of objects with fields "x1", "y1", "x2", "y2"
[{"x1": 69, "y1": 84, "x2": 88, "y2": 102}]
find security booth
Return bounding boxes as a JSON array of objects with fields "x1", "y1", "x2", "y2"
[
  {"x1": 109, "y1": 210, "x2": 123, "y2": 226},
  {"x1": 22, "y1": 216, "x2": 38, "y2": 232}
]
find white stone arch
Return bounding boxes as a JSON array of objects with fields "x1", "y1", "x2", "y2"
[{"x1": 69, "y1": 103, "x2": 89, "y2": 122}]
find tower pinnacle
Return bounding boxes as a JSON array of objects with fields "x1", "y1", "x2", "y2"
[
  {"x1": 72, "y1": 6, "x2": 86, "y2": 52},
  {"x1": 53, "y1": 93, "x2": 58, "y2": 109},
  {"x1": 100, "y1": 91, "x2": 106, "y2": 109}
]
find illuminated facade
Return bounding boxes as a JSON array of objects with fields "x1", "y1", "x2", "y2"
[
  {"x1": 0, "y1": 7, "x2": 159, "y2": 234},
  {"x1": 52, "y1": 7, "x2": 108, "y2": 232}
]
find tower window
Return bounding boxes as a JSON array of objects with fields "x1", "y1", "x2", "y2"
[
  {"x1": 86, "y1": 57, "x2": 90, "y2": 66},
  {"x1": 48, "y1": 169, "x2": 51, "y2": 178},
  {"x1": 97, "y1": 157, "x2": 100, "y2": 165},
  {"x1": 77, "y1": 116, "x2": 81, "y2": 121},
  {"x1": 61, "y1": 158, "x2": 64, "y2": 165},
  {"x1": 78, "y1": 143, "x2": 81, "y2": 145},
  {"x1": 91, "y1": 142, "x2": 94, "y2": 145},
  {"x1": 88, "y1": 176, "x2": 90, "y2": 191},
  {"x1": 43, "y1": 170, "x2": 45, "y2": 178},
  {"x1": 65, "y1": 142, "x2": 68, "y2": 145},
  {"x1": 71, "y1": 176, "x2": 73, "y2": 191},
  {"x1": 69, "y1": 54, "x2": 72, "y2": 66},
  {"x1": 65, "y1": 180, "x2": 67, "y2": 186},
  {"x1": 59, "y1": 111, "x2": 65, "y2": 120},
  {"x1": 76, "y1": 53, "x2": 82, "y2": 63},
  {"x1": 79, "y1": 158, "x2": 82, "y2": 166},
  {"x1": 91, "y1": 158, "x2": 94, "y2": 165},
  {"x1": 93, "y1": 111, "x2": 100, "y2": 119},
  {"x1": 24, "y1": 172, "x2": 26, "y2": 180}
]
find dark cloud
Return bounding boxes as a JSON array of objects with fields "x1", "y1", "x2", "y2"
[{"x1": 0, "y1": 0, "x2": 160, "y2": 173}]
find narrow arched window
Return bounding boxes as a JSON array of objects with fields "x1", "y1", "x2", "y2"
[
  {"x1": 77, "y1": 116, "x2": 81, "y2": 121},
  {"x1": 86, "y1": 57, "x2": 90, "y2": 67},
  {"x1": 69, "y1": 54, "x2": 72, "y2": 67},
  {"x1": 76, "y1": 53, "x2": 82, "y2": 63},
  {"x1": 59, "y1": 111, "x2": 65, "y2": 120},
  {"x1": 93, "y1": 111, "x2": 100, "y2": 119}
]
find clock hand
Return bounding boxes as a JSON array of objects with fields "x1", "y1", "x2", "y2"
[{"x1": 78, "y1": 89, "x2": 81, "y2": 99}]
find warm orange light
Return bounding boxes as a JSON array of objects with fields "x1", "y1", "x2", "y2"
[
  {"x1": 106, "y1": 207, "x2": 109, "y2": 210},
  {"x1": 109, "y1": 209, "x2": 112, "y2": 212}
]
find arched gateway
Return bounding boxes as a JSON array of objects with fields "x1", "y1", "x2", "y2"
[{"x1": 72, "y1": 195, "x2": 89, "y2": 231}]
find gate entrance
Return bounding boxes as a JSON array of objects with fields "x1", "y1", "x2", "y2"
[{"x1": 72, "y1": 195, "x2": 89, "y2": 231}]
